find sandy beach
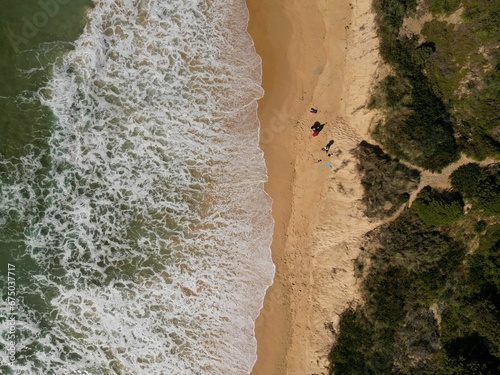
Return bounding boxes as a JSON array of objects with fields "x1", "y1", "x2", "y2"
[{"x1": 247, "y1": 0, "x2": 381, "y2": 373}]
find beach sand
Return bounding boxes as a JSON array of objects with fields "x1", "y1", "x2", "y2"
[{"x1": 246, "y1": 0, "x2": 382, "y2": 374}]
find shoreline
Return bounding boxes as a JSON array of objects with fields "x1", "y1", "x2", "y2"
[{"x1": 247, "y1": 0, "x2": 381, "y2": 373}]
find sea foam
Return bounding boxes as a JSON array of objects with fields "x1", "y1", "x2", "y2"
[{"x1": 0, "y1": 0, "x2": 274, "y2": 373}]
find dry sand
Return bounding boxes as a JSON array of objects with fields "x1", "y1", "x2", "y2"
[{"x1": 246, "y1": 0, "x2": 382, "y2": 374}]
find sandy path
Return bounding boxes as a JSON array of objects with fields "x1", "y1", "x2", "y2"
[{"x1": 247, "y1": 0, "x2": 381, "y2": 374}]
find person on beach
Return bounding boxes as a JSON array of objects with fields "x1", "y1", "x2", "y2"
[
  {"x1": 311, "y1": 121, "x2": 324, "y2": 136},
  {"x1": 322, "y1": 140, "x2": 334, "y2": 153},
  {"x1": 310, "y1": 107, "x2": 318, "y2": 113}
]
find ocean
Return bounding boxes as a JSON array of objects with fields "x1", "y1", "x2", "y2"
[{"x1": 0, "y1": 0, "x2": 274, "y2": 374}]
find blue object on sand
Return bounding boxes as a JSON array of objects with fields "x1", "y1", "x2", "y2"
[{"x1": 326, "y1": 161, "x2": 332, "y2": 167}]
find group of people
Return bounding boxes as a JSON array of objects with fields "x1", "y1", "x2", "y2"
[
  {"x1": 310, "y1": 108, "x2": 334, "y2": 158},
  {"x1": 310, "y1": 121, "x2": 323, "y2": 137}
]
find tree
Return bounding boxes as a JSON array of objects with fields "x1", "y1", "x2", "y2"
[
  {"x1": 412, "y1": 186, "x2": 464, "y2": 226},
  {"x1": 450, "y1": 163, "x2": 500, "y2": 214}
]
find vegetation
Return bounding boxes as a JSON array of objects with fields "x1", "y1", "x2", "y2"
[
  {"x1": 412, "y1": 186, "x2": 464, "y2": 226},
  {"x1": 425, "y1": 0, "x2": 461, "y2": 15},
  {"x1": 440, "y1": 224, "x2": 500, "y2": 374},
  {"x1": 328, "y1": 210, "x2": 471, "y2": 374},
  {"x1": 328, "y1": 211, "x2": 500, "y2": 374},
  {"x1": 370, "y1": 41, "x2": 460, "y2": 171},
  {"x1": 370, "y1": 0, "x2": 460, "y2": 171},
  {"x1": 370, "y1": 0, "x2": 499, "y2": 168},
  {"x1": 327, "y1": 1, "x2": 500, "y2": 373},
  {"x1": 474, "y1": 219, "x2": 487, "y2": 234},
  {"x1": 420, "y1": 14, "x2": 500, "y2": 160},
  {"x1": 450, "y1": 163, "x2": 500, "y2": 214},
  {"x1": 357, "y1": 141, "x2": 420, "y2": 218},
  {"x1": 328, "y1": 161, "x2": 500, "y2": 373},
  {"x1": 327, "y1": 308, "x2": 376, "y2": 374}
]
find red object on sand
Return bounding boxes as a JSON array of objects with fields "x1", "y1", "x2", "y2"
[{"x1": 312, "y1": 131, "x2": 319, "y2": 137}]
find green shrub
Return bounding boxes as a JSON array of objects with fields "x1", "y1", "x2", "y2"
[
  {"x1": 420, "y1": 16, "x2": 500, "y2": 160},
  {"x1": 328, "y1": 211, "x2": 467, "y2": 373},
  {"x1": 393, "y1": 307, "x2": 443, "y2": 373},
  {"x1": 364, "y1": 266, "x2": 411, "y2": 325},
  {"x1": 357, "y1": 141, "x2": 420, "y2": 218},
  {"x1": 397, "y1": 192, "x2": 410, "y2": 204},
  {"x1": 450, "y1": 163, "x2": 500, "y2": 214},
  {"x1": 421, "y1": 20, "x2": 476, "y2": 103},
  {"x1": 473, "y1": 220, "x2": 487, "y2": 234},
  {"x1": 373, "y1": 0, "x2": 499, "y2": 165},
  {"x1": 412, "y1": 186, "x2": 464, "y2": 226},
  {"x1": 440, "y1": 225, "x2": 500, "y2": 373},
  {"x1": 443, "y1": 333, "x2": 500, "y2": 374},
  {"x1": 449, "y1": 163, "x2": 484, "y2": 196},
  {"x1": 328, "y1": 306, "x2": 397, "y2": 375},
  {"x1": 371, "y1": 35, "x2": 460, "y2": 171},
  {"x1": 365, "y1": 211, "x2": 466, "y2": 301},
  {"x1": 462, "y1": 0, "x2": 500, "y2": 41},
  {"x1": 328, "y1": 308, "x2": 374, "y2": 375},
  {"x1": 425, "y1": 0, "x2": 461, "y2": 15}
]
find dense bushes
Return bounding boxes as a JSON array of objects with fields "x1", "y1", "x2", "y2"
[
  {"x1": 327, "y1": 2, "x2": 500, "y2": 373},
  {"x1": 327, "y1": 164, "x2": 500, "y2": 374},
  {"x1": 328, "y1": 205, "x2": 500, "y2": 374},
  {"x1": 327, "y1": 308, "x2": 376, "y2": 374},
  {"x1": 357, "y1": 141, "x2": 420, "y2": 218},
  {"x1": 412, "y1": 186, "x2": 464, "y2": 226},
  {"x1": 371, "y1": 0, "x2": 499, "y2": 167},
  {"x1": 440, "y1": 225, "x2": 500, "y2": 373},
  {"x1": 371, "y1": 0, "x2": 460, "y2": 171},
  {"x1": 373, "y1": 0, "x2": 417, "y2": 45},
  {"x1": 328, "y1": 211, "x2": 468, "y2": 374},
  {"x1": 425, "y1": 0, "x2": 461, "y2": 15},
  {"x1": 363, "y1": 211, "x2": 466, "y2": 299},
  {"x1": 420, "y1": 16, "x2": 500, "y2": 160},
  {"x1": 462, "y1": 0, "x2": 500, "y2": 41},
  {"x1": 449, "y1": 163, "x2": 484, "y2": 196},
  {"x1": 450, "y1": 163, "x2": 500, "y2": 214}
]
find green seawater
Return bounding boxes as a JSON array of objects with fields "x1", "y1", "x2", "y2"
[
  {"x1": 0, "y1": 0, "x2": 93, "y2": 158},
  {"x1": 0, "y1": 1, "x2": 274, "y2": 372},
  {"x1": 0, "y1": 2, "x2": 92, "y2": 370}
]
